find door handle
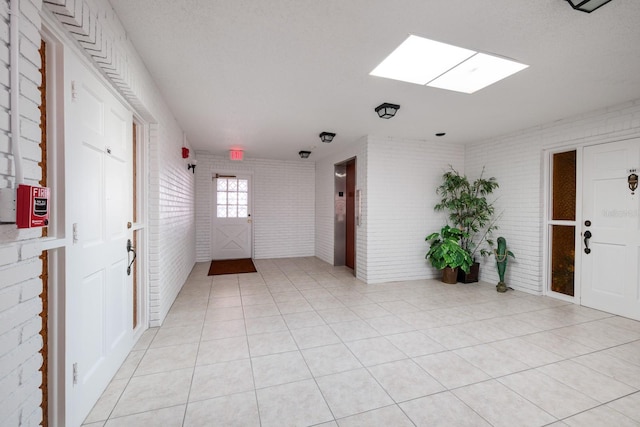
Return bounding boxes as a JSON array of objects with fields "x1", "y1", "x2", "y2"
[
  {"x1": 583, "y1": 230, "x2": 592, "y2": 254},
  {"x1": 126, "y1": 239, "x2": 137, "y2": 275}
]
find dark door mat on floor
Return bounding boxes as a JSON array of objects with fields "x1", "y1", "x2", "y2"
[{"x1": 208, "y1": 258, "x2": 257, "y2": 276}]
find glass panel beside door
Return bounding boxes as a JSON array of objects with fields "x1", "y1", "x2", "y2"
[{"x1": 548, "y1": 150, "x2": 577, "y2": 297}]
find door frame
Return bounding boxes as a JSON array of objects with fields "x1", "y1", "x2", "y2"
[
  {"x1": 40, "y1": 21, "x2": 67, "y2": 427},
  {"x1": 543, "y1": 145, "x2": 584, "y2": 303},
  {"x1": 210, "y1": 170, "x2": 254, "y2": 260}
]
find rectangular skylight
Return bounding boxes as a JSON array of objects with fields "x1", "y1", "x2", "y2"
[
  {"x1": 370, "y1": 35, "x2": 475, "y2": 85},
  {"x1": 369, "y1": 35, "x2": 528, "y2": 93},
  {"x1": 427, "y1": 53, "x2": 529, "y2": 94}
]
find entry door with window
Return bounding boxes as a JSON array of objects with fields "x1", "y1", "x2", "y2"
[
  {"x1": 212, "y1": 175, "x2": 252, "y2": 259},
  {"x1": 581, "y1": 139, "x2": 640, "y2": 320},
  {"x1": 66, "y1": 52, "x2": 135, "y2": 425}
]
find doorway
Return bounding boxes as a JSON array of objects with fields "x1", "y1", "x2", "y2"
[
  {"x1": 547, "y1": 139, "x2": 640, "y2": 320},
  {"x1": 212, "y1": 173, "x2": 253, "y2": 260},
  {"x1": 334, "y1": 158, "x2": 356, "y2": 271},
  {"x1": 65, "y1": 50, "x2": 138, "y2": 426}
]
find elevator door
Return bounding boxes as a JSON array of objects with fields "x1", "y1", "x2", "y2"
[{"x1": 345, "y1": 160, "x2": 356, "y2": 269}]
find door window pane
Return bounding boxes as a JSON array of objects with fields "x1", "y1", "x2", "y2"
[
  {"x1": 552, "y1": 151, "x2": 576, "y2": 220},
  {"x1": 216, "y1": 177, "x2": 249, "y2": 218},
  {"x1": 551, "y1": 225, "x2": 575, "y2": 296}
]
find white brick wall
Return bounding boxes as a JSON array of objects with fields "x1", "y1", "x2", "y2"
[
  {"x1": 147, "y1": 123, "x2": 196, "y2": 326},
  {"x1": 195, "y1": 154, "x2": 315, "y2": 261},
  {"x1": 0, "y1": 0, "x2": 46, "y2": 425},
  {"x1": 466, "y1": 99, "x2": 640, "y2": 294},
  {"x1": 365, "y1": 136, "x2": 465, "y2": 283},
  {"x1": 314, "y1": 136, "x2": 464, "y2": 284}
]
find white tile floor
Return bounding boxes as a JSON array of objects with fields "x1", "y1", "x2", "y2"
[{"x1": 83, "y1": 257, "x2": 640, "y2": 426}]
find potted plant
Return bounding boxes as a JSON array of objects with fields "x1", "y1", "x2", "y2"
[
  {"x1": 425, "y1": 225, "x2": 473, "y2": 284},
  {"x1": 434, "y1": 166, "x2": 499, "y2": 283}
]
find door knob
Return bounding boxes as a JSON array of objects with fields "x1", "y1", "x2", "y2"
[{"x1": 583, "y1": 230, "x2": 592, "y2": 254}]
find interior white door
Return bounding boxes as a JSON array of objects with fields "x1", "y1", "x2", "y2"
[
  {"x1": 581, "y1": 139, "x2": 640, "y2": 320},
  {"x1": 66, "y1": 52, "x2": 134, "y2": 426},
  {"x1": 212, "y1": 175, "x2": 252, "y2": 259}
]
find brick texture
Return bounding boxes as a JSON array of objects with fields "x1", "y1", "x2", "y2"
[{"x1": 195, "y1": 154, "x2": 315, "y2": 262}]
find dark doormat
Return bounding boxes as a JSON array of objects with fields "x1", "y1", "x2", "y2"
[{"x1": 208, "y1": 258, "x2": 257, "y2": 276}]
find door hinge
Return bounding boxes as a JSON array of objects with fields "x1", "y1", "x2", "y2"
[
  {"x1": 71, "y1": 81, "x2": 78, "y2": 102},
  {"x1": 72, "y1": 362, "x2": 78, "y2": 385}
]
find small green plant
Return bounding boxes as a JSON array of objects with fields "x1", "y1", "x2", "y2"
[
  {"x1": 434, "y1": 166, "x2": 499, "y2": 259},
  {"x1": 495, "y1": 236, "x2": 515, "y2": 292},
  {"x1": 425, "y1": 225, "x2": 473, "y2": 273}
]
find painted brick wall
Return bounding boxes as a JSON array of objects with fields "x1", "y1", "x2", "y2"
[
  {"x1": 195, "y1": 154, "x2": 315, "y2": 261},
  {"x1": 0, "y1": 1, "x2": 46, "y2": 426},
  {"x1": 147, "y1": 124, "x2": 196, "y2": 326},
  {"x1": 365, "y1": 136, "x2": 465, "y2": 284},
  {"x1": 465, "y1": 98, "x2": 640, "y2": 294}
]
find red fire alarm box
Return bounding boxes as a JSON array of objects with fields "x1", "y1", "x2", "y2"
[{"x1": 17, "y1": 185, "x2": 50, "y2": 229}]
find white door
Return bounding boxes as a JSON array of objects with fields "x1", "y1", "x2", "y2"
[
  {"x1": 66, "y1": 53, "x2": 135, "y2": 425},
  {"x1": 212, "y1": 175, "x2": 252, "y2": 259},
  {"x1": 581, "y1": 139, "x2": 640, "y2": 320}
]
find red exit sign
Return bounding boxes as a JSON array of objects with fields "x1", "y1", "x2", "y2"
[{"x1": 229, "y1": 150, "x2": 244, "y2": 161}]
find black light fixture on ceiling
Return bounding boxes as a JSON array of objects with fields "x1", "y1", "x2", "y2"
[
  {"x1": 375, "y1": 103, "x2": 400, "y2": 119},
  {"x1": 299, "y1": 150, "x2": 311, "y2": 159},
  {"x1": 319, "y1": 132, "x2": 336, "y2": 143},
  {"x1": 565, "y1": 0, "x2": 612, "y2": 12}
]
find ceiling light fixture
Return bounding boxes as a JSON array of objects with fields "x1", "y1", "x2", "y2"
[
  {"x1": 319, "y1": 132, "x2": 336, "y2": 143},
  {"x1": 566, "y1": 0, "x2": 612, "y2": 12},
  {"x1": 370, "y1": 35, "x2": 528, "y2": 94},
  {"x1": 435, "y1": 132, "x2": 446, "y2": 137},
  {"x1": 299, "y1": 150, "x2": 311, "y2": 159},
  {"x1": 375, "y1": 103, "x2": 400, "y2": 119}
]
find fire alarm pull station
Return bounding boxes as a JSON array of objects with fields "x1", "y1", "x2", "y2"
[{"x1": 16, "y1": 185, "x2": 50, "y2": 229}]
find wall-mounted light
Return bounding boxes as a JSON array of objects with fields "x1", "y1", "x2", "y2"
[
  {"x1": 319, "y1": 132, "x2": 336, "y2": 143},
  {"x1": 566, "y1": 0, "x2": 612, "y2": 13},
  {"x1": 188, "y1": 159, "x2": 197, "y2": 174},
  {"x1": 299, "y1": 151, "x2": 311, "y2": 159},
  {"x1": 375, "y1": 103, "x2": 400, "y2": 119}
]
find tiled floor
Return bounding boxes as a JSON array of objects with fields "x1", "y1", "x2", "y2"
[{"x1": 83, "y1": 257, "x2": 640, "y2": 426}]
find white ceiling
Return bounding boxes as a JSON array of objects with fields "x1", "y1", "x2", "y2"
[{"x1": 108, "y1": 0, "x2": 640, "y2": 162}]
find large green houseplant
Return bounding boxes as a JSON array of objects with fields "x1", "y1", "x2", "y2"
[
  {"x1": 434, "y1": 166, "x2": 499, "y2": 283},
  {"x1": 425, "y1": 225, "x2": 473, "y2": 284}
]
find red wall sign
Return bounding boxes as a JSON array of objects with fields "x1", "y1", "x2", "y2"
[{"x1": 230, "y1": 150, "x2": 244, "y2": 161}]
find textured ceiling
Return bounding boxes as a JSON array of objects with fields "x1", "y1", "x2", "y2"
[{"x1": 109, "y1": 0, "x2": 640, "y2": 161}]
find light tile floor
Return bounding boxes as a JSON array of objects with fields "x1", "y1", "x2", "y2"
[{"x1": 83, "y1": 257, "x2": 640, "y2": 426}]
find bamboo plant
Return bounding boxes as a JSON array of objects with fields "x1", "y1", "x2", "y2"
[{"x1": 434, "y1": 166, "x2": 499, "y2": 260}]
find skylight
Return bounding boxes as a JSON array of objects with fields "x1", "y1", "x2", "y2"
[{"x1": 370, "y1": 35, "x2": 528, "y2": 94}]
